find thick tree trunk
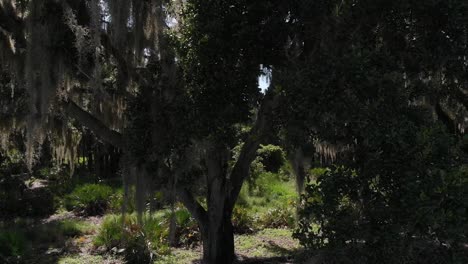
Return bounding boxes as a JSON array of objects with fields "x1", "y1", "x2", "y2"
[{"x1": 201, "y1": 211, "x2": 235, "y2": 264}]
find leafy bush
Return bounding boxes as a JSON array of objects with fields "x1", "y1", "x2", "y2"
[
  {"x1": 64, "y1": 184, "x2": 114, "y2": 215},
  {"x1": 295, "y1": 124, "x2": 468, "y2": 263},
  {"x1": 257, "y1": 144, "x2": 286, "y2": 173}
]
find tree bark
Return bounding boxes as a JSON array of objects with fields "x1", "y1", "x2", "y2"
[
  {"x1": 201, "y1": 209, "x2": 235, "y2": 264},
  {"x1": 63, "y1": 99, "x2": 123, "y2": 148}
]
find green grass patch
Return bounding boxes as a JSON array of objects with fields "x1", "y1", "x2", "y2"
[
  {"x1": 59, "y1": 219, "x2": 96, "y2": 237},
  {"x1": 236, "y1": 171, "x2": 298, "y2": 230},
  {"x1": 153, "y1": 248, "x2": 199, "y2": 264},
  {"x1": 58, "y1": 255, "x2": 110, "y2": 264}
]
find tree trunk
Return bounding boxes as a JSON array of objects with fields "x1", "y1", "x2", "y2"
[{"x1": 200, "y1": 208, "x2": 235, "y2": 264}]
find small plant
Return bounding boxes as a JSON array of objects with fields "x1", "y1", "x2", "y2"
[
  {"x1": 164, "y1": 206, "x2": 199, "y2": 247},
  {"x1": 64, "y1": 184, "x2": 114, "y2": 215},
  {"x1": 258, "y1": 205, "x2": 296, "y2": 229},
  {"x1": 0, "y1": 230, "x2": 27, "y2": 258},
  {"x1": 94, "y1": 213, "x2": 170, "y2": 262}
]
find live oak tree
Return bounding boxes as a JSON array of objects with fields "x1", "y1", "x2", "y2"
[{"x1": 0, "y1": 1, "x2": 287, "y2": 263}]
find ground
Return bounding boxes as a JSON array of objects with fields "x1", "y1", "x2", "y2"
[{"x1": 2, "y1": 210, "x2": 309, "y2": 264}]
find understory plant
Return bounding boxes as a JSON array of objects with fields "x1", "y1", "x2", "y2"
[{"x1": 64, "y1": 184, "x2": 114, "y2": 216}]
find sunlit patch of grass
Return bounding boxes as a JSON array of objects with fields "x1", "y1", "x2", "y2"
[
  {"x1": 59, "y1": 219, "x2": 97, "y2": 237},
  {"x1": 235, "y1": 228, "x2": 301, "y2": 258},
  {"x1": 153, "y1": 248, "x2": 200, "y2": 264},
  {"x1": 58, "y1": 255, "x2": 118, "y2": 264}
]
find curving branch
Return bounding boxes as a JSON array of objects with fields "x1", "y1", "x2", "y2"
[
  {"x1": 435, "y1": 102, "x2": 457, "y2": 135},
  {"x1": 63, "y1": 99, "x2": 124, "y2": 148},
  {"x1": 177, "y1": 187, "x2": 208, "y2": 226},
  {"x1": 228, "y1": 89, "x2": 279, "y2": 209}
]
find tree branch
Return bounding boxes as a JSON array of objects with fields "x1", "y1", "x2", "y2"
[
  {"x1": 435, "y1": 102, "x2": 457, "y2": 135},
  {"x1": 177, "y1": 187, "x2": 208, "y2": 226},
  {"x1": 63, "y1": 99, "x2": 124, "y2": 148},
  {"x1": 228, "y1": 89, "x2": 278, "y2": 209}
]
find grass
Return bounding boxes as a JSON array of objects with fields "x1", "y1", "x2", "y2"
[
  {"x1": 236, "y1": 229, "x2": 301, "y2": 258},
  {"x1": 58, "y1": 255, "x2": 120, "y2": 264},
  {"x1": 0, "y1": 218, "x2": 99, "y2": 260},
  {"x1": 152, "y1": 229, "x2": 304, "y2": 264},
  {"x1": 1, "y1": 163, "x2": 304, "y2": 263},
  {"x1": 59, "y1": 219, "x2": 96, "y2": 237},
  {"x1": 153, "y1": 249, "x2": 200, "y2": 264},
  {"x1": 238, "y1": 172, "x2": 298, "y2": 213}
]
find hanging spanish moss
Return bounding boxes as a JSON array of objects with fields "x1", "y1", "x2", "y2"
[
  {"x1": 93, "y1": 93, "x2": 127, "y2": 132},
  {"x1": 50, "y1": 124, "x2": 82, "y2": 175},
  {"x1": 63, "y1": 5, "x2": 90, "y2": 65},
  {"x1": 313, "y1": 139, "x2": 351, "y2": 164},
  {"x1": 2, "y1": 0, "x2": 181, "y2": 223}
]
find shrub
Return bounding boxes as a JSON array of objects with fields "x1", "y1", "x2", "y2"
[
  {"x1": 257, "y1": 144, "x2": 286, "y2": 173},
  {"x1": 258, "y1": 205, "x2": 296, "y2": 229},
  {"x1": 0, "y1": 230, "x2": 27, "y2": 258},
  {"x1": 64, "y1": 184, "x2": 114, "y2": 215},
  {"x1": 294, "y1": 124, "x2": 468, "y2": 263},
  {"x1": 94, "y1": 213, "x2": 170, "y2": 263},
  {"x1": 171, "y1": 207, "x2": 199, "y2": 247},
  {"x1": 232, "y1": 206, "x2": 256, "y2": 234}
]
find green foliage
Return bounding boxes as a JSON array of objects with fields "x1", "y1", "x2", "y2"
[
  {"x1": 236, "y1": 171, "x2": 298, "y2": 230},
  {"x1": 257, "y1": 144, "x2": 286, "y2": 173},
  {"x1": 232, "y1": 206, "x2": 256, "y2": 234},
  {"x1": 64, "y1": 184, "x2": 114, "y2": 216},
  {"x1": 172, "y1": 207, "x2": 199, "y2": 247},
  {"x1": 94, "y1": 209, "x2": 199, "y2": 262},
  {"x1": 258, "y1": 205, "x2": 296, "y2": 229},
  {"x1": 94, "y1": 214, "x2": 123, "y2": 249},
  {"x1": 295, "y1": 123, "x2": 468, "y2": 263},
  {"x1": 59, "y1": 219, "x2": 96, "y2": 237},
  {"x1": 94, "y1": 214, "x2": 162, "y2": 263},
  {"x1": 0, "y1": 230, "x2": 27, "y2": 258}
]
